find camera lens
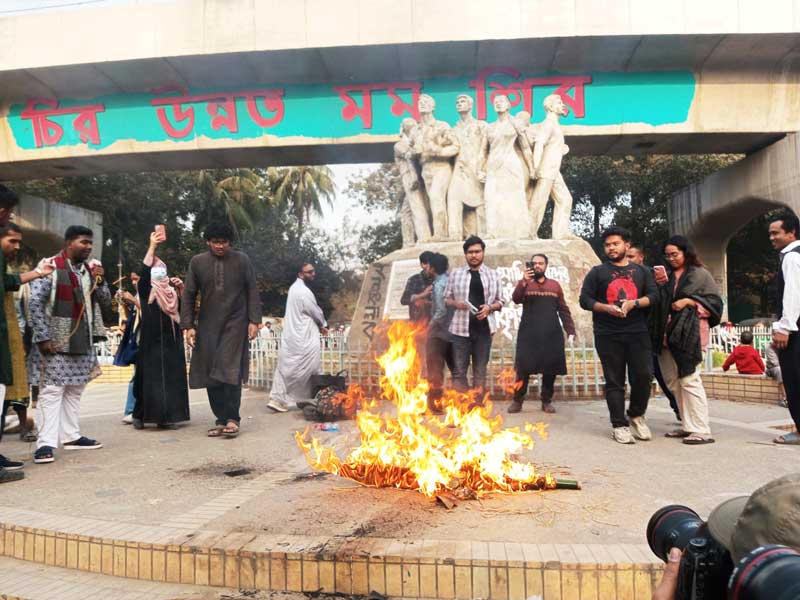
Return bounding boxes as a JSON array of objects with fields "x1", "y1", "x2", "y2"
[
  {"x1": 728, "y1": 545, "x2": 800, "y2": 600},
  {"x1": 647, "y1": 505, "x2": 704, "y2": 561}
]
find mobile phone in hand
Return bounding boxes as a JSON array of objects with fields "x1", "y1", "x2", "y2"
[
  {"x1": 155, "y1": 224, "x2": 166, "y2": 240},
  {"x1": 654, "y1": 265, "x2": 667, "y2": 278},
  {"x1": 467, "y1": 301, "x2": 480, "y2": 315}
]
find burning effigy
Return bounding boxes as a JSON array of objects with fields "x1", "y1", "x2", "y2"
[{"x1": 295, "y1": 321, "x2": 577, "y2": 499}]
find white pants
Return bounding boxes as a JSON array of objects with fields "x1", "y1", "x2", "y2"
[
  {"x1": 658, "y1": 349, "x2": 712, "y2": 436},
  {"x1": 37, "y1": 384, "x2": 85, "y2": 449}
]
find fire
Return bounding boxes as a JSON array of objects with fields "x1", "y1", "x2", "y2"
[{"x1": 295, "y1": 321, "x2": 556, "y2": 498}]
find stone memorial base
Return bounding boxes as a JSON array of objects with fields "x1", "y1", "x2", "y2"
[{"x1": 350, "y1": 238, "x2": 601, "y2": 350}]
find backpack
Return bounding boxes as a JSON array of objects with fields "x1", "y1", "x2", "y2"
[{"x1": 299, "y1": 371, "x2": 353, "y2": 422}]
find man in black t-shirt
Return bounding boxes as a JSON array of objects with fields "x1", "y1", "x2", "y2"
[{"x1": 580, "y1": 226, "x2": 658, "y2": 444}]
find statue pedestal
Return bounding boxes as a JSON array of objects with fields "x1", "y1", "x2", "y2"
[{"x1": 350, "y1": 238, "x2": 601, "y2": 350}]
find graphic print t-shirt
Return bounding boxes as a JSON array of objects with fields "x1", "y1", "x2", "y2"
[{"x1": 579, "y1": 262, "x2": 657, "y2": 334}]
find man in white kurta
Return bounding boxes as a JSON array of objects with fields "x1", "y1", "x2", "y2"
[{"x1": 267, "y1": 263, "x2": 327, "y2": 412}]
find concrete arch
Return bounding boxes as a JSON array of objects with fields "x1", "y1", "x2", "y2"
[{"x1": 670, "y1": 133, "x2": 800, "y2": 309}]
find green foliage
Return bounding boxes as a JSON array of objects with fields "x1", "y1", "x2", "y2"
[{"x1": 268, "y1": 166, "x2": 335, "y2": 238}]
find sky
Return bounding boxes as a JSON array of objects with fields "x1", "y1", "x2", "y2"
[{"x1": 313, "y1": 163, "x2": 385, "y2": 234}]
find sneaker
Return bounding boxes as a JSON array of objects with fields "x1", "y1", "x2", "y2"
[
  {"x1": 507, "y1": 400, "x2": 523, "y2": 414},
  {"x1": 63, "y1": 437, "x2": 103, "y2": 450},
  {"x1": 121, "y1": 414, "x2": 133, "y2": 424},
  {"x1": 629, "y1": 416, "x2": 652, "y2": 441},
  {"x1": 612, "y1": 426, "x2": 635, "y2": 444},
  {"x1": 0, "y1": 468, "x2": 24, "y2": 483},
  {"x1": 266, "y1": 398, "x2": 289, "y2": 413},
  {"x1": 34, "y1": 446, "x2": 55, "y2": 464},
  {"x1": 0, "y1": 455, "x2": 24, "y2": 471}
]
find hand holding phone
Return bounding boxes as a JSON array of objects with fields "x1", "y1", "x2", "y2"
[
  {"x1": 467, "y1": 301, "x2": 480, "y2": 315},
  {"x1": 654, "y1": 265, "x2": 668, "y2": 285},
  {"x1": 154, "y1": 224, "x2": 166, "y2": 241}
]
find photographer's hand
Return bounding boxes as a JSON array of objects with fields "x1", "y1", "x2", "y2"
[{"x1": 652, "y1": 548, "x2": 681, "y2": 600}]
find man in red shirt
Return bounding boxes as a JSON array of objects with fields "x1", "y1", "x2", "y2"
[{"x1": 722, "y1": 331, "x2": 765, "y2": 374}]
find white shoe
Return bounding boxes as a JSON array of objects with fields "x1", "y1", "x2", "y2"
[
  {"x1": 121, "y1": 414, "x2": 133, "y2": 424},
  {"x1": 612, "y1": 426, "x2": 635, "y2": 444},
  {"x1": 266, "y1": 399, "x2": 289, "y2": 413},
  {"x1": 629, "y1": 416, "x2": 652, "y2": 441}
]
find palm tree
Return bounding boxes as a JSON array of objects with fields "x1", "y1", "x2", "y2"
[
  {"x1": 268, "y1": 166, "x2": 335, "y2": 238},
  {"x1": 196, "y1": 168, "x2": 268, "y2": 237}
]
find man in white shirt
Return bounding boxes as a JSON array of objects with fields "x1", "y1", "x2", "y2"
[
  {"x1": 769, "y1": 212, "x2": 800, "y2": 444},
  {"x1": 267, "y1": 262, "x2": 328, "y2": 412}
]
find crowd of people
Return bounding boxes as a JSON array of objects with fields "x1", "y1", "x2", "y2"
[
  {"x1": 401, "y1": 217, "x2": 800, "y2": 451},
  {"x1": 0, "y1": 177, "x2": 798, "y2": 486}
]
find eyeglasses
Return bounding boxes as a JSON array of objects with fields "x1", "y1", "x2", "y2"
[
  {"x1": 664, "y1": 252, "x2": 682, "y2": 259},
  {"x1": 302, "y1": 269, "x2": 315, "y2": 274}
]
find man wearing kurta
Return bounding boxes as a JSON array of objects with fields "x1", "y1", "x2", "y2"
[
  {"x1": 509, "y1": 253, "x2": 575, "y2": 414},
  {"x1": 181, "y1": 223, "x2": 261, "y2": 438},
  {"x1": 28, "y1": 225, "x2": 110, "y2": 464},
  {"x1": 267, "y1": 262, "x2": 327, "y2": 412}
]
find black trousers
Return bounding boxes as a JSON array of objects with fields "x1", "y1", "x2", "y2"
[
  {"x1": 513, "y1": 373, "x2": 556, "y2": 403},
  {"x1": 652, "y1": 354, "x2": 680, "y2": 416},
  {"x1": 207, "y1": 383, "x2": 241, "y2": 425},
  {"x1": 779, "y1": 332, "x2": 800, "y2": 431},
  {"x1": 595, "y1": 332, "x2": 653, "y2": 428},
  {"x1": 426, "y1": 335, "x2": 452, "y2": 403}
]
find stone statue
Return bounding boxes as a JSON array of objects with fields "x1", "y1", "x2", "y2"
[
  {"x1": 411, "y1": 94, "x2": 459, "y2": 241},
  {"x1": 529, "y1": 94, "x2": 576, "y2": 240},
  {"x1": 478, "y1": 94, "x2": 533, "y2": 239},
  {"x1": 447, "y1": 94, "x2": 487, "y2": 239},
  {"x1": 394, "y1": 118, "x2": 431, "y2": 245}
]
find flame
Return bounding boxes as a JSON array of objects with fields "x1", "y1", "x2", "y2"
[{"x1": 295, "y1": 321, "x2": 556, "y2": 497}]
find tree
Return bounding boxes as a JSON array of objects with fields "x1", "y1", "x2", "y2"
[
  {"x1": 345, "y1": 163, "x2": 403, "y2": 265},
  {"x1": 269, "y1": 166, "x2": 335, "y2": 238},
  {"x1": 195, "y1": 168, "x2": 269, "y2": 237}
]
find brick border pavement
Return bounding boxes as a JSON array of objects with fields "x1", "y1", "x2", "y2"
[{"x1": 0, "y1": 507, "x2": 664, "y2": 599}]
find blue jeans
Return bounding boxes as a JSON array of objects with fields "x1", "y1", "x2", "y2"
[
  {"x1": 450, "y1": 330, "x2": 492, "y2": 393},
  {"x1": 124, "y1": 376, "x2": 136, "y2": 416}
]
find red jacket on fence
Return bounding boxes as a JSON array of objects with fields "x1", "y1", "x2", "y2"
[{"x1": 722, "y1": 345, "x2": 765, "y2": 375}]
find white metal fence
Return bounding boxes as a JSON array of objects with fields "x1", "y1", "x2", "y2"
[{"x1": 96, "y1": 324, "x2": 777, "y2": 395}]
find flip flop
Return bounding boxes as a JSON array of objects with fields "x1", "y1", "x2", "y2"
[
  {"x1": 665, "y1": 429, "x2": 690, "y2": 438},
  {"x1": 773, "y1": 432, "x2": 800, "y2": 445},
  {"x1": 683, "y1": 436, "x2": 715, "y2": 445},
  {"x1": 207, "y1": 426, "x2": 224, "y2": 438},
  {"x1": 222, "y1": 422, "x2": 240, "y2": 438}
]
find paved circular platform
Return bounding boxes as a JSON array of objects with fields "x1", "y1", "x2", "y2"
[{"x1": 0, "y1": 384, "x2": 796, "y2": 599}]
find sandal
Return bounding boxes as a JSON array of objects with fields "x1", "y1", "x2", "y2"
[
  {"x1": 207, "y1": 425, "x2": 224, "y2": 438},
  {"x1": 222, "y1": 421, "x2": 240, "y2": 438},
  {"x1": 773, "y1": 432, "x2": 800, "y2": 445},
  {"x1": 665, "y1": 429, "x2": 690, "y2": 438},
  {"x1": 683, "y1": 435, "x2": 715, "y2": 445},
  {"x1": 20, "y1": 430, "x2": 37, "y2": 443}
]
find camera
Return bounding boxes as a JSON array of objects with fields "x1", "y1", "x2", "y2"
[{"x1": 647, "y1": 505, "x2": 800, "y2": 599}]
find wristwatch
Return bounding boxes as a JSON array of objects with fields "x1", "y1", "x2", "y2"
[{"x1": 634, "y1": 299, "x2": 640, "y2": 308}]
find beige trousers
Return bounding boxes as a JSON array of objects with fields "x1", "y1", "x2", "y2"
[{"x1": 658, "y1": 348, "x2": 712, "y2": 436}]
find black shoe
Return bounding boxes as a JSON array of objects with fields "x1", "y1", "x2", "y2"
[
  {"x1": 542, "y1": 402, "x2": 556, "y2": 414},
  {"x1": 133, "y1": 418, "x2": 144, "y2": 430},
  {"x1": 0, "y1": 468, "x2": 24, "y2": 483},
  {"x1": 508, "y1": 400, "x2": 523, "y2": 414},
  {"x1": 0, "y1": 455, "x2": 24, "y2": 471},
  {"x1": 63, "y1": 436, "x2": 103, "y2": 450},
  {"x1": 34, "y1": 446, "x2": 55, "y2": 464}
]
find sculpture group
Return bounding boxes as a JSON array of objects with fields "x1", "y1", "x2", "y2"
[{"x1": 394, "y1": 92, "x2": 577, "y2": 244}]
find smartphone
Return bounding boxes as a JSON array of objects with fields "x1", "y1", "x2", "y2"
[
  {"x1": 525, "y1": 261, "x2": 534, "y2": 270},
  {"x1": 155, "y1": 224, "x2": 166, "y2": 240},
  {"x1": 467, "y1": 301, "x2": 480, "y2": 315},
  {"x1": 654, "y1": 265, "x2": 667, "y2": 278}
]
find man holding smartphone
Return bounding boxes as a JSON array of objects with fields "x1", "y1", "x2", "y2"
[
  {"x1": 580, "y1": 226, "x2": 658, "y2": 444},
  {"x1": 509, "y1": 254, "x2": 575, "y2": 414},
  {"x1": 444, "y1": 236, "x2": 503, "y2": 397}
]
